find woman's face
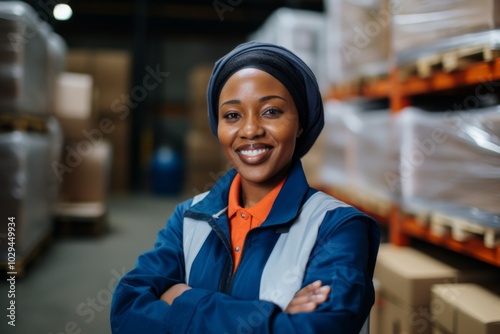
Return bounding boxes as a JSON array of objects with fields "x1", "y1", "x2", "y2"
[{"x1": 218, "y1": 68, "x2": 303, "y2": 187}]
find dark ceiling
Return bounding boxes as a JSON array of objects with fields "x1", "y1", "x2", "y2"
[{"x1": 20, "y1": 0, "x2": 324, "y2": 45}]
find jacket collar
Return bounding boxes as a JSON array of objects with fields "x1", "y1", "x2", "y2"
[{"x1": 189, "y1": 159, "x2": 310, "y2": 227}]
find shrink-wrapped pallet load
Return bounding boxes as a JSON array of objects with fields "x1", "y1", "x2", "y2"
[
  {"x1": 347, "y1": 107, "x2": 395, "y2": 211},
  {"x1": 0, "y1": 117, "x2": 62, "y2": 261},
  {"x1": 398, "y1": 106, "x2": 500, "y2": 226},
  {"x1": 325, "y1": 0, "x2": 390, "y2": 84},
  {"x1": 392, "y1": 0, "x2": 500, "y2": 57},
  {"x1": 0, "y1": 1, "x2": 51, "y2": 115},
  {"x1": 248, "y1": 8, "x2": 328, "y2": 92},
  {"x1": 317, "y1": 100, "x2": 356, "y2": 192}
]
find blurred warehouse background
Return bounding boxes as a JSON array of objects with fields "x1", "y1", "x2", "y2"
[{"x1": 0, "y1": 0, "x2": 500, "y2": 333}]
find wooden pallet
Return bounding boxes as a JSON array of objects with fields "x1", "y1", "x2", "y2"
[
  {"x1": 0, "y1": 233, "x2": 52, "y2": 278},
  {"x1": 400, "y1": 44, "x2": 500, "y2": 80},
  {"x1": 54, "y1": 202, "x2": 108, "y2": 237},
  {"x1": 0, "y1": 113, "x2": 49, "y2": 133},
  {"x1": 430, "y1": 212, "x2": 500, "y2": 249},
  {"x1": 401, "y1": 207, "x2": 431, "y2": 227}
]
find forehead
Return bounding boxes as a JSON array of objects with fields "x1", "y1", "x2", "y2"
[{"x1": 220, "y1": 68, "x2": 290, "y2": 95}]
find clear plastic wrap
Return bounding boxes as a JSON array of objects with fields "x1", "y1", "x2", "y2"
[
  {"x1": 325, "y1": 0, "x2": 390, "y2": 84},
  {"x1": 347, "y1": 107, "x2": 395, "y2": 202},
  {"x1": 318, "y1": 100, "x2": 353, "y2": 188},
  {"x1": 399, "y1": 106, "x2": 500, "y2": 227},
  {"x1": 0, "y1": 1, "x2": 52, "y2": 115},
  {"x1": 47, "y1": 32, "x2": 67, "y2": 112},
  {"x1": 0, "y1": 120, "x2": 62, "y2": 258},
  {"x1": 392, "y1": 0, "x2": 500, "y2": 57},
  {"x1": 247, "y1": 8, "x2": 328, "y2": 92}
]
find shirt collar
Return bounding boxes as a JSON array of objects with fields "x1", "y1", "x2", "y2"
[{"x1": 228, "y1": 173, "x2": 286, "y2": 224}]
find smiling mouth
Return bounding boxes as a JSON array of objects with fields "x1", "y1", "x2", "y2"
[
  {"x1": 239, "y1": 148, "x2": 269, "y2": 157},
  {"x1": 236, "y1": 145, "x2": 272, "y2": 164}
]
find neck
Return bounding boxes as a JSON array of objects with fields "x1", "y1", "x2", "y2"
[{"x1": 239, "y1": 162, "x2": 292, "y2": 208}]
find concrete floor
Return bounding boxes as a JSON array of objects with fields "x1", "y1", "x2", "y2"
[{"x1": 0, "y1": 195, "x2": 181, "y2": 334}]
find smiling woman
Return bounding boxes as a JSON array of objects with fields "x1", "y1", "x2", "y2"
[
  {"x1": 110, "y1": 41, "x2": 380, "y2": 334},
  {"x1": 217, "y1": 68, "x2": 302, "y2": 195}
]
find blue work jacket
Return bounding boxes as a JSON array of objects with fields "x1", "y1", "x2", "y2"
[{"x1": 111, "y1": 160, "x2": 380, "y2": 333}]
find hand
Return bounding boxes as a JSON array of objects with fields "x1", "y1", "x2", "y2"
[
  {"x1": 284, "y1": 280, "x2": 331, "y2": 314},
  {"x1": 160, "y1": 283, "x2": 192, "y2": 305}
]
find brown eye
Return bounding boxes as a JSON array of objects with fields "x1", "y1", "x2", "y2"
[
  {"x1": 223, "y1": 112, "x2": 240, "y2": 120},
  {"x1": 263, "y1": 108, "x2": 283, "y2": 116}
]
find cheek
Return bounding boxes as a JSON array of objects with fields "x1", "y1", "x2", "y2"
[{"x1": 217, "y1": 125, "x2": 236, "y2": 149}]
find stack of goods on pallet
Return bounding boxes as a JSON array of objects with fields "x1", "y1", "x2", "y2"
[
  {"x1": 393, "y1": 0, "x2": 500, "y2": 72},
  {"x1": 316, "y1": 100, "x2": 396, "y2": 217},
  {"x1": 0, "y1": 2, "x2": 65, "y2": 272},
  {"x1": 316, "y1": 100, "x2": 354, "y2": 195},
  {"x1": 53, "y1": 48, "x2": 131, "y2": 235},
  {"x1": 347, "y1": 106, "x2": 394, "y2": 216},
  {"x1": 248, "y1": 7, "x2": 328, "y2": 92},
  {"x1": 325, "y1": 0, "x2": 390, "y2": 85},
  {"x1": 398, "y1": 107, "x2": 500, "y2": 244},
  {"x1": 65, "y1": 49, "x2": 131, "y2": 195},
  {"x1": 374, "y1": 244, "x2": 500, "y2": 334},
  {"x1": 185, "y1": 65, "x2": 227, "y2": 196},
  {"x1": 53, "y1": 71, "x2": 112, "y2": 236}
]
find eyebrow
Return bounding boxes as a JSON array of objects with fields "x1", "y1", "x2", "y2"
[{"x1": 219, "y1": 95, "x2": 286, "y2": 108}]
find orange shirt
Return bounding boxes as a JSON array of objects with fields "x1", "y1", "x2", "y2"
[{"x1": 227, "y1": 174, "x2": 286, "y2": 273}]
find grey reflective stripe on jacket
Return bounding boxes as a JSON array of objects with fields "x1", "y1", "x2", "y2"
[{"x1": 183, "y1": 191, "x2": 348, "y2": 309}]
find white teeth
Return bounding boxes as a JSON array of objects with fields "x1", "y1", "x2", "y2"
[{"x1": 240, "y1": 149, "x2": 268, "y2": 157}]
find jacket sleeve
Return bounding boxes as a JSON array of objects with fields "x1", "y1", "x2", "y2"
[
  {"x1": 162, "y1": 208, "x2": 380, "y2": 334},
  {"x1": 110, "y1": 199, "x2": 190, "y2": 333}
]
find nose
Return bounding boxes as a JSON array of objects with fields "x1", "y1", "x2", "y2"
[{"x1": 240, "y1": 114, "x2": 264, "y2": 139}]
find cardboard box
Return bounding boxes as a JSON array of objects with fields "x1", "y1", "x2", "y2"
[
  {"x1": 98, "y1": 113, "x2": 130, "y2": 194},
  {"x1": 379, "y1": 295, "x2": 433, "y2": 334},
  {"x1": 59, "y1": 140, "x2": 112, "y2": 203},
  {"x1": 432, "y1": 284, "x2": 500, "y2": 334},
  {"x1": 375, "y1": 244, "x2": 500, "y2": 334},
  {"x1": 375, "y1": 244, "x2": 498, "y2": 307}
]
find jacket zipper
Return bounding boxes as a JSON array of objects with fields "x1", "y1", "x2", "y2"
[{"x1": 221, "y1": 230, "x2": 255, "y2": 295}]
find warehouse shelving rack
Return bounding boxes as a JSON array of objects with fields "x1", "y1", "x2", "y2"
[{"x1": 324, "y1": 56, "x2": 500, "y2": 267}]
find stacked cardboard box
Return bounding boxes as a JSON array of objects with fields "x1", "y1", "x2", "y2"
[
  {"x1": 185, "y1": 64, "x2": 227, "y2": 195},
  {"x1": 431, "y1": 283, "x2": 500, "y2": 334},
  {"x1": 53, "y1": 71, "x2": 113, "y2": 230},
  {"x1": 65, "y1": 49, "x2": 131, "y2": 194},
  {"x1": 374, "y1": 244, "x2": 499, "y2": 334}
]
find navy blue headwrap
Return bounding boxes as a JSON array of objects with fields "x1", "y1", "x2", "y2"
[{"x1": 207, "y1": 41, "x2": 324, "y2": 159}]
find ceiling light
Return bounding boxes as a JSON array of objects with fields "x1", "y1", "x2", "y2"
[{"x1": 53, "y1": 4, "x2": 73, "y2": 21}]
